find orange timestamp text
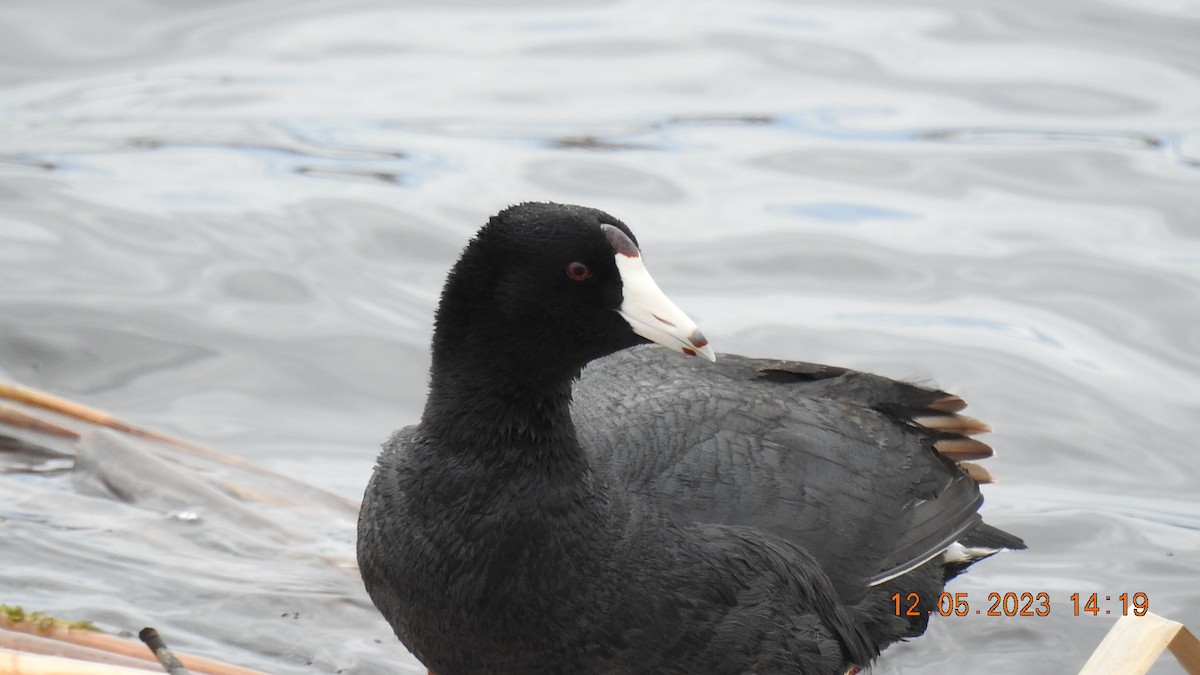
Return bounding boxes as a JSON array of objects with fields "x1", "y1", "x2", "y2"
[{"x1": 890, "y1": 591, "x2": 1149, "y2": 617}]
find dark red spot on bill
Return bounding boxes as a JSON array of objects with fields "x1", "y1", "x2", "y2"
[{"x1": 601, "y1": 224, "x2": 640, "y2": 258}]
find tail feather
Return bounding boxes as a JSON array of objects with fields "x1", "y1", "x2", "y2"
[
  {"x1": 932, "y1": 437, "x2": 994, "y2": 461},
  {"x1": 912, "y1": 413, "x2": 991, "y2": 436}
]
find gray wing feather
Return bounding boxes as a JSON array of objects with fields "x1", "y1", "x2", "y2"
[{"x1": 574, "y1": 346, "x2": 984, "y2": 601}]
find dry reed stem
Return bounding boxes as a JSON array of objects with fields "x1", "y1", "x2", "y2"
[
  {"x1": 0, "y1": 615, "x2": 265, "y2": 675},
  {"x1": 0, "y1": 648, "x2": 161, "y2": 674},
  {"x1": 0, "y1": 380, "x2": 357, "y2": 512}
]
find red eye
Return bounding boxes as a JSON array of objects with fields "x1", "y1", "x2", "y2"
[{"x1": 566, "y1": 261, "x2": 591, "y2": 281}]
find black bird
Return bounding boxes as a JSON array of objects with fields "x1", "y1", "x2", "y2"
[{"x1": 357, "y1": 202, "x2": 1024, "y2": 675}]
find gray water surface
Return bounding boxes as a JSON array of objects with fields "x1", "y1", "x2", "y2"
[{"x1": 2, "y1": 1, "x2": 1198, "y2": 673}]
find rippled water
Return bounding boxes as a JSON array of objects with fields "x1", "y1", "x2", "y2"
[{"x1": 2, "y1": 1, "x2": 1198, "y2": 673}]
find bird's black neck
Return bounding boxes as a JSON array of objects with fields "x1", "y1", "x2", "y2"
[
  {"x1": 420, "y1": 251, "x2": 610, "y2": 476},
  {"x1": 421, "y1": 343, "x2": 591, "y2": 478}
]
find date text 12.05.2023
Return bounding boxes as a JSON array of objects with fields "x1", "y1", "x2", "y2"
[{"x1": 891, "y1": 592, "x2": 1150, "y2": 617}]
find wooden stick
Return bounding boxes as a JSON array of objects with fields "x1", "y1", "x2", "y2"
[
  {"x1": 1078, "y1": 612, "x2": 1200, "y2": 675},
  {"x1": 0, "y1": 628, "x2": 157, "y2": 670},
  {"x1": 0, "y1": 615, "x2": 265, "y2": 675},
  {"x1": 0, "y1": 648, "x2": 160, "y2": 674},
  {"x1": 1171, "y1": 624, "x2": 1200, "y2": 675}
]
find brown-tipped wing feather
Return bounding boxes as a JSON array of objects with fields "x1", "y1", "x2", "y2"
[{"x1": 913, "y1": 413, "x2": 991, "y2": 436}]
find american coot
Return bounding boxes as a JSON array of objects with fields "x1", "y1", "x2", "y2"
[{"x1": 357, "y1": 202, "x2": 1024, "y2": 675}]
